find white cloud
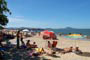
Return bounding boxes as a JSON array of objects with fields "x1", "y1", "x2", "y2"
[
  {"x1": 9, "y1": 18, "x2": 24, "y2": 23},
  {"x1": 7, "y1": 17, "x2": 47, "y2": 28},
  {"x1": 14, "y1": 16, "x2": 24, "y2": 18},
  {"x1": 7, "y1": 16, "x2": 60, "y2": 28}
]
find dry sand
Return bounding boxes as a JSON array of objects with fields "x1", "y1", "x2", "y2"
[{"x1": 8, "y1": 35, "x2": 90, "y2": 60}]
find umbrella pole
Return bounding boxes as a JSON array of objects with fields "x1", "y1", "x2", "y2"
[
  {"x1": 75, "y1": 38, "x2": 78, "y2": 47},
  {"x1": 75, "y1": 39, "x2": 77, "y2": 47}
]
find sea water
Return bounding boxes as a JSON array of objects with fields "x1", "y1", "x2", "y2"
[{"x1": 51, "y1": 29, "x2": 90, "y2": 36}]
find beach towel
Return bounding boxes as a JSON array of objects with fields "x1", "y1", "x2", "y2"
[
  {"x1": 35, "y1": 48, "x2": 44, "y2": 53},
  {"x1": 0, "y1": 48, "x2": 7, "y2": 51},
  {"x1": 21, "y1": 45, "x2": 27, "y2": 49}
]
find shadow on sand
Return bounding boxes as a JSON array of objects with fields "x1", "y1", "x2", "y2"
[
  {"x1": 76, "y1": 52, "x2": 90, "y2": 57},
  {"x1": 50, "y1": 55, "x2": 60, "y2": 58},
  {"x1": 25, "y1": 56, "x2": 51, "y2": 60}
]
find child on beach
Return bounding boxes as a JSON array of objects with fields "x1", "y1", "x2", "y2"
[
  {"x1": 48, "y1": 41, "x2": 52, "y2": 48},
  {"x1": 32, "y1": 42, "x2": 38, "y2": 48}
]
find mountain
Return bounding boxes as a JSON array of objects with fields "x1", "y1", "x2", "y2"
[
  {"x1": 5, "y1": 27, "x2": 90, "y2": 35},
  {"x1": 44, "y1": 27, "x2": 90, "y2": 35}
]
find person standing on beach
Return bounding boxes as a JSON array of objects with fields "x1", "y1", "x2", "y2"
[
  {"x1": 38, "y1": 32, "x2": 41, "y2": 36},
  {"x1": 16, "y1": 31, "x2": 20, "y2": 49},
  {"x1": 0, "y1": 32, "x2": 3, "y2": 47},
  {"x1": 20, "y1": 33, "x2": 24, "y2": 44},
  {"x1": 20, "y1": 33, "x2": 27, "y2": 48}
]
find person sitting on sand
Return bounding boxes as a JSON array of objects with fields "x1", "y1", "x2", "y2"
[
  {"x1": 48, "y1": 41, "x2": 52, "y2": 48},
  {"x1": 61, "y1": 47, "x2": 73, "y2": 54},
  {"x1": 32, "y1": 42, "x2": 38, "y2": 48},
  {"x1": 26, "y1": 40, "x2": 31, "y2": 48},
  {"x1": 73, "y1": 47, "x2": 82, "y2": 54}
]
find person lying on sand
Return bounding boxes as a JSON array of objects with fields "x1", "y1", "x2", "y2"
[
  {"x1": 28, "y1": 48, "x2": 44, "y2": 57},
  {"x1": 72, "y1": 47, "x2": 82, "y2": 54},
  {"x1": 52, "y1": 47, "x2": 64, "y2": 53},
  {"x1": 44, "y1": 48, "x2": 56, "y2": 56},
  {"x1": 61, "y1": 47, "x2": 73, "y2": 54}
]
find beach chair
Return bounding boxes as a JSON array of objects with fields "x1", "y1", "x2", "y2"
[{"x1": 52, "y1": 41, "x2": 57, "y2": 48}]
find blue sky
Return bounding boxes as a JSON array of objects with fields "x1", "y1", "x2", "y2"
[{"x1": 7, "y1": 0, "x2": 90, "y2": 28}]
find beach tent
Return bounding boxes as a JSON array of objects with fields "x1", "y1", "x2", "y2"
[
  {"x1": 22, "y1": 29, "x2": 29, "y2": 32},
  {"x1": 40, "y1": 30, "x2": 57, "y2": 40}
]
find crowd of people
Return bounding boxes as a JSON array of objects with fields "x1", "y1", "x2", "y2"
[{"x1": 0, "y1": 31, "x2": 83, "y2": 60}]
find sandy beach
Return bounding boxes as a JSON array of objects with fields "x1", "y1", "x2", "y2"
[
  {"x1": 1, "y1": 0, "x2": 90, "y2": 60},
  {"x1": 5, "y1": 35, "x2": 90, "y2": 60}
]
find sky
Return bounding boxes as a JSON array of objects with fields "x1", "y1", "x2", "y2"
[{"x1": 6, "y1": 0, "x2": 90, "y2": 28}]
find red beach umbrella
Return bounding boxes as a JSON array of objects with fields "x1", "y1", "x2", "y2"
[{"x1": 41, "y1": 30, "x2": 57, "y2": 40}]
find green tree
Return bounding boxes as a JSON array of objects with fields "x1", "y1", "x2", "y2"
[
  {"x1": 0, "y1": 0, "x2": 11, "y2": 26},
  {"x1": 0, "y1": 26, "x2": 3, "y2": 29}
]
